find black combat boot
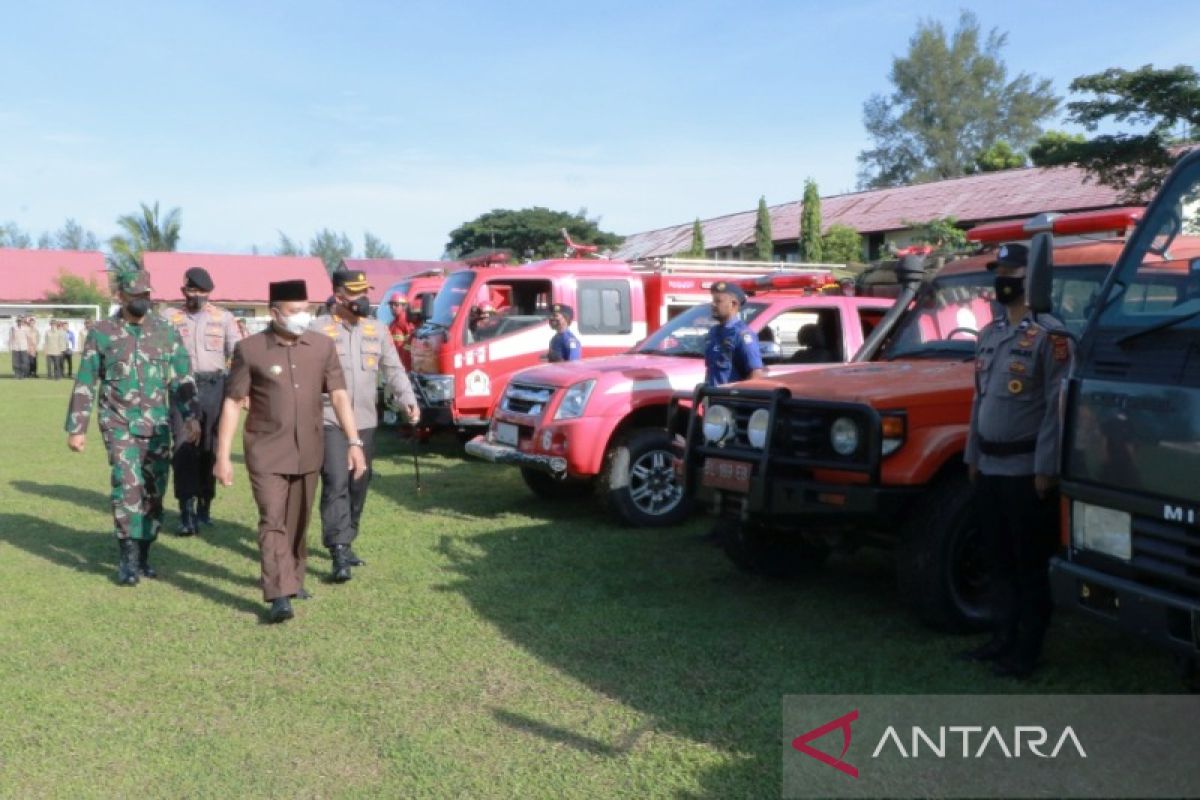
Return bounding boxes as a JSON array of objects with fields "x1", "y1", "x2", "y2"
[
  {"x1": 137, "y1": 539, "x2": 158, "y2": 579},
  {"x1": 330, "y1": 545, "x2": 352, "y2": 583},
  {"x1": 196, "y1": 498, "x2": 213, "y2": 526},
  {"x1": 268, "y1": 597, "x2": 294, "y2": 623},
  {"x1": 178, "y1": 498, "x2": 197, "y2": 536},
  {"x1": 116, "y1": 539, "x2": 140, "y2": 586},
  {"x1": 344, "y1": 546, "x2": 365, "y2": 567}
]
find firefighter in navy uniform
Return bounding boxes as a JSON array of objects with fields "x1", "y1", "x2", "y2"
[
  {"x1": 546, "y1": 303, "x2": 581, "y2": 362},
  {"x1": 963, "y1": 243, "x2": 1073, "y2": 679},
  {"x1": 704, "y1": 281, "x2": 764, "y2": 386},
  {"x1": 165, "y1": 267, "x2": 241, "y2": 534}
]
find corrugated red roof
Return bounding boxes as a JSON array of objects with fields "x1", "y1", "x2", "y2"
[
  {"x1": 0, "y1": 248, "x2": 108, "y2": 303},
  {"x1": 143, "y1": 252, "x2": 330, "y2": 304},
  {"x1": 615, "y1": 164, "x2": 1125, "y2": 260},
  {"x1": 341, "y1": 258, "x2": 461, "y2": 303}
]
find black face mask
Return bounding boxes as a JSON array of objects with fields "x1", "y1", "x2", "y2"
[
  {"x1": 125, "y1": 298, "x2": 152, "y2": 318},
  {"x1": 185, "y1": 295, "x2": 204, "y2": 311},
  {"x1": 994, "y1": 275, "x2": 1025, "y2": 305},
  {"x1": 346, "y1": 297, "x2": 370, "y2": 318}
]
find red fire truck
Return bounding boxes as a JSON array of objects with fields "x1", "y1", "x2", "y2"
[
  {"x1": 376, "y1": 269, "x2": 448, "y2": 327},
  {"x1": 465, "y1": 273, "x2": 891, "y2": 526},
  {"x1": 409, "y1": 251, "x2": 843, "y2": 432}
]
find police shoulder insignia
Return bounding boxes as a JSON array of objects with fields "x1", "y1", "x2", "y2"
[
  {"x1": 363, "y1": 323, "x2": 376, "y2": 335},
  {"x1": 1051, "y1": 333, "x2": 1070, "y2": 362},
  {"x1": 323, "y1": 324, "x2": 338, "y2": 338},
  {"x1": 742, "y1": 332, "x2": 754, "y2": 344},
  {"x1": 1008, "y1": 378, "x2": 1024, "y2": 394}
]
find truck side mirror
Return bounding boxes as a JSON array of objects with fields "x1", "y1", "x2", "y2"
[{"x1": 1026, "y1": 231, "x2": 1054, "y2": 314}]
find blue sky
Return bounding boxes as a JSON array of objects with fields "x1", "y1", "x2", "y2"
[{"x1": 1, "y1": 0, "x2": 1197, "y2": 258}]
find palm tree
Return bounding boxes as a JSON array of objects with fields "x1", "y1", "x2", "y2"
[{"x1": 108, "y1": 202, "x2": 182, "y2": 273}]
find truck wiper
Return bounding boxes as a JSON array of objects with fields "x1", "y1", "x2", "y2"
[{"x1": 1116, "y1": 307, "x2": 1200, "y2": 345}]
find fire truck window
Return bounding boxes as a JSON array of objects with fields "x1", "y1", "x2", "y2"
[
  {"x1": 578, "y1": 280, "x2": 632, "y2": 335},
  {"x1": 466, "y1": 279, "x2": 552, "y2": 343},
  {"x1": 764, "y1": 308, "x2": 843, "y2": 362}
]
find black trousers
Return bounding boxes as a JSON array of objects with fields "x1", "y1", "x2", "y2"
[
  {"x1": 47, "y1": 354, "x2": 64, "y2": 379},
  {"x1": 27, "y1": 354, "x2": 37, "y2": 377},
  {"x1": 11, "y1": 351, "x2": 27, "y2": 378},
  {"x1": 975, "y1": 473, "x2": 1059, "y2": 667},
  {"x1": 171, "y1": 375, "x2": 225, "y2": 502},
  {"x1": 319, "y1": 426, "x2": 376, "y2": 549},
  {"x1": 62, "y1": 351, "x2": 73, "y2": 377}
]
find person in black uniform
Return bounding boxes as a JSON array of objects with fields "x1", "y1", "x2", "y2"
[
  {"x1": 704, "y1": 281, "x2": 764, "y2": 386},
  {"x1": 963, "y1": 243, "x2": 1073, "y2": 679}
]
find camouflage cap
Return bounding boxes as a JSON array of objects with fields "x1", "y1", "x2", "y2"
[{"x1": 115, "y1": 270, "x2": 153, "y2": 294}]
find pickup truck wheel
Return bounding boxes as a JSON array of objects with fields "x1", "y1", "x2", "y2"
[
  {"x1": 896, "y1": 472, "x2": 991, "y2": 633},
  {"x1": 716, "y1": 518, "x2": 830, "y2": 578},
  {"x1": 600, "y1": 428, "x2": 691, "y2": 527},
  {"x1": 520, "y1": 468, "x2": 594, "y2": 500}
]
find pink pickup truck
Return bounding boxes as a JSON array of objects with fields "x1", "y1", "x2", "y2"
[{"x1": 466, "y1": 288, "x2": 891, "y2": 526}]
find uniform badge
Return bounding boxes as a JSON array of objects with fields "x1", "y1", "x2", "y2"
[
  {"x1": 742, "y1": 332, "x2": 754, "y2": 344},
  {"x1": 366, "y1": 356, "x2": 376, "y2": 367},
  {"x1": 1008, "y1": 378, "x2": 1024, "y2": 394},
  {"x1": 1026, "y1": 325, "x2": 1040, "y2": 336},
  {"x1": 1008, "y1": 360, "x2": 1027, "y2": 374},
  {"x1": 1018, "y1": 338, "x2": 1033, "y2": 348},
  {"x1": 1052, "y1": 334, "x2": 1070, "y2": 363},
  {"x1": 270, "y1": 365, "x2": 283, "y2": 376}
]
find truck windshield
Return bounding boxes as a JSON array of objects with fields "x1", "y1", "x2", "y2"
[
  {"x1": 1090, "y1": 167, "x2": 1200, "y2": 341},
  {"x1": 881, "y1": 267, "x2": 1110, "y2": 361},
  {"x1": 637, "y1": 302, "x2": 767, "y2": 357},
  {"x1": 428, "y1": 270, "x2": 475, "y2": 328}
]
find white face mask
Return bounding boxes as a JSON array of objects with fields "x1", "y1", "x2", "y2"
[{"x1": 278, "y1": 310, "x2": 312, "y2": 336}]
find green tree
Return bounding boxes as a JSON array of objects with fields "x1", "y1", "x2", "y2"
[
  {"x1": 820, "y1": 225, "x2": 864, "y2": 264},
  {"x1": 799, "y1": 179, "x2": 823, "y2": 262},
  {"x1": 1031, "y1": 64, "x2": 1200, "y2": 200},
  {"x1": 1028, "y1": 130, "x2": 1088, "y2": 167},
  {"x1": 975, "y1": 140, "x2": 1027, "y2": 172},
  {"x1": 682, "y1": 218, "x2": 705, "y2": 258},
  {"x1": 45, "y1": 271, "x2": 109, "y2": 313},
  {"x1": 0, "y1": 222, "x2": 33, "y2": 248},
  {"x1": 753, "y1": 196, "x2": 773, "y2": 261},
  {"x1": 445, "y1": 207, "x2": 622, "y2": 261},
  {"x1": 903, "y1": 216, "x2": 970, "y2": 254},
  {"x1": 275, "y1": 232, "x2": 303, "y2": 256},
  {"x1": 363, "y1": 231, "x2": 394, "y2": 259},
  {"x1": 857, "y1": 11, "x2": 1058, "y2": 188},
  {"x1": 108, "y1": 202, "x2": 181, "y2": 272},
  {"x1": 309, "y1": 229, "x2": 355, "y2": 274},
  {"x1": 39, "y1": 219, "x2": 101, "y2": 250}
]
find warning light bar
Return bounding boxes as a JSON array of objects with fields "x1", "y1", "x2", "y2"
[{"x1": 967, "y1": 208, "x2": 1144, "y2": 244}]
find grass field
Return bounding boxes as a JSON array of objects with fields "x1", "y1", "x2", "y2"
[{"x1": 0, "y1": 367, "x2": 1185, "y2": 798}]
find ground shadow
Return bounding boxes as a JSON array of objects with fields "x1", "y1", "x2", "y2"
[{"x1": 432, "y1": 518, "x2": 1184, "y2": 797}]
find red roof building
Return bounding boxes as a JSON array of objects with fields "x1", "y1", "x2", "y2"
[
  {"x1": 341, "y1": 258, "x2": 460, "y2": 304},
  {"x1": 143, "y1": 252, "x2": 330, "y2": 311},
  {"x1": 0, "y1": 248, "x2": 108, "y2": 304},
  {"x1": 615, "y1": 164, "x2": 1126, "y2": 261}
]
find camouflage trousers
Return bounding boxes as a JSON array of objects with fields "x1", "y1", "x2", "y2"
[{"x1": 100, "y1": 426, "x2": 171, "y2": 541}]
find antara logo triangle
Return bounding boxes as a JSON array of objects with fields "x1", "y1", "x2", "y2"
[{"x1": 791, "y1": 709, "x2": 859, "y2": 779}]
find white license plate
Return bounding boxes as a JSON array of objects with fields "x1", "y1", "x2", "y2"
[{"x1": 495, "y1": 422, "x2": 519, "y2": 446}]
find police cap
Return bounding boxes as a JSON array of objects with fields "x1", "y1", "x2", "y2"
[
  {"x1": 550, "y1": 302, "x2": 574, "y2": 321},
  {"x1": 331, "y1": 269, "x2": 372, "y2": 293},
  {"x1": 987, "y1": 243, "x2": 1029, "y2": 271},
  {"x1": 710, "y1": 280, "x2": 747, "y2": 303}
]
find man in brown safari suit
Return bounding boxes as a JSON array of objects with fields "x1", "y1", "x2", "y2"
[{"x1": 214, "y1": 279, "x2": 366, "y2": 623}]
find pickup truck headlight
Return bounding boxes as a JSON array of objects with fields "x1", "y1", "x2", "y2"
[
  {"x1": 420, "y1": 374, "x2": 455, "y2": 403},
  {"x1": 830, "y1": 416, "x2": 860, "y2": 456},
  {"x1": 1072, "y1": 501, "x2": 1132, "y2": 561},
  {"x1": 747, "y1": 408, "x2": 771, "y2": 449},
  {"x1": 703, "y1": 404, "x2": 734, "y2": 444},
  {"x1": 553, "y1": 379, "x2": 595, "y2": 420}
]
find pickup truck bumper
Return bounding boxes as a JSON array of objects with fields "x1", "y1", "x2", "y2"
[
  {"x1": 464, "y1": 435, "x2": 568, "y2": 476},
  {"x1": 1050, "y1": 556, "x2": 1200, "y2": 658}
]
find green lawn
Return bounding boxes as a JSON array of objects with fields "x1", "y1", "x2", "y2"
[{"x1": 0, "y1": 368, "x2": 1184, "y2": 798}]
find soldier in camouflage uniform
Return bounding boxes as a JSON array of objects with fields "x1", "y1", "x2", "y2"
[{"x1": 65, "y1": 270, "x2": 201, "y2": 586}]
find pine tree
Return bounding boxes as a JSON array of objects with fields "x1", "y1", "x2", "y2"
[
  {"x1": 754, "y1": 196, "x2": 773, "y2": 261},
  {"x1": 800, "y1": 179, "x2": 823, "y2": 262},
  {"x1": 685, "y1": 218, "x2": 706, "y2": 258}
]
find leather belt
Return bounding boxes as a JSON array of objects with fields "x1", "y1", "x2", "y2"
[{"x1": 978, "y1": 437, "x2": 1036, "y2": 456}]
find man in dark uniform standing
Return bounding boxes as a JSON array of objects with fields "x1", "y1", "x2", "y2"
[
  {"x1": 546, "y1": 303, "x2": 581, "y2": 362},
  {"x1": 963, "y1": 243, "x2": 1073, "y2": 679},
  {"x1": 704, "y1": 281, "x2": 764, "y2": 386},
  {"x1": 214, "y1": 280, "x2": 366, "y2": 623},
  {"x1": 314, "y1": 270, "x2": 419, "y2": 582},
  {"x1": 165, "y1": 267, "x2": 242, "y2": 533}
]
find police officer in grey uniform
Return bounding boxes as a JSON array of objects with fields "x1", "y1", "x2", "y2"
[
  {"x1": 165, "y1": 266, "x2": 242, "y2": 533},
  {"x1": 963, "y1": 243, "x2": 1073, "y2": 679},
  {"x1": 313, "y1": 269, "x2": 419, "y2": 582}
]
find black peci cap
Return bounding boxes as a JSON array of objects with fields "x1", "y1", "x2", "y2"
[{"x1": 269, "y1": 280, "x2": 308, "y2": 303}]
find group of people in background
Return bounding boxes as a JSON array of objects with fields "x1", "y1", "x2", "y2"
[
  {"x1": 64, "y1": 266, "x2": 419, "y2": 624},
  {"x1": 8, "y1": 315, "x2": 86, "y2": 380}
]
